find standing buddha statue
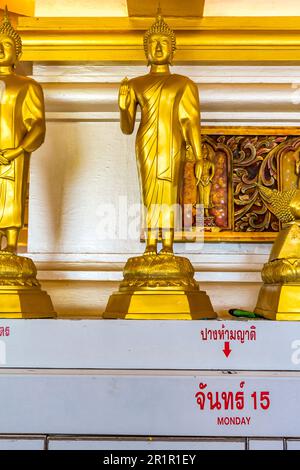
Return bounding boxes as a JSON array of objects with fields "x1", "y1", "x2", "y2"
[
  {"x1": 119, "y1": 12, "x2": 203, "y2": 255},
  {"x1": 197, "y1": 144, "x2": 215, "y2": 218},
  {"x1": 0, "y1": 8, "x2": 55, "y2": 318},
  {"x1": 104, "y1": 12, "x2": 216, "y2": 320}
]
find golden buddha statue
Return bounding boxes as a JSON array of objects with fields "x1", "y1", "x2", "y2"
[
  {"x1": 0, "y1": 8, "x2": 55, "y2": 318},
  {"x1": 255, "y1": 184, "x2": 300, "y2": 320},
  {"x1": 103, "y1": 12, "x2": 216, "y2": 320},
  {"x1": 119, "y1": 12, "x2": 203, "y2": 255},
  {"x1": 197, "y1": 143, "x2": 215, "y2": 218}
]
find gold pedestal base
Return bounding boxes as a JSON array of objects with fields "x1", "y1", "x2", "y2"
[
  {"x1": 103, "y1": 290, "x2": 216, "y2": 320},
  {"x1": 0, "y1": 252, "x2": 56, "y2": 319},
  {"x1": 0, "y1": 287, "x2": 56, "y2": 319},
  {"x1": 255, "y1": 283, "x2": 300, "y2": 321},
  {"x1": 103, "y1": 253, "x2": 216, "y2": 320}
]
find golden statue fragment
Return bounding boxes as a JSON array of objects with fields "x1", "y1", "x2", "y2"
[
  {"x1": 0, "y1": 8, "x2": 55, "y2": 318},
  {"x1": 255, "y1": 184, "x2": 300, "y2": 320},
  {"x1": 104, "y1": 12, "x2": 216, "y2": 319},
  {"x1": 197, "y1": 143, "x2": 215, "y2": 220}
]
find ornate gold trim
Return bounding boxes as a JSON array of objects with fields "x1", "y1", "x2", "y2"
[
  {"x1": 204, "y1": 127, "x2": 300, "y2": 136},
  {"x1": 203, "y1": 231, "x2": 276, "y2": 243},
  {"x1": 17, "y1": 16, "x2": 300, "y2": 62}
]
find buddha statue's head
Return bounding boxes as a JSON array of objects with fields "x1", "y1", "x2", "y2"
[
  {"x1": 144, "y1": 12, "x2": 176, "y2": 66},
  {"x1": 202, "y1": 144, "x2": 209, "y2": 159},
  {"x1": 0, "y1": 7, "x2": 22, "y2": 68},
  {"x1": 202, "y1": 143, "x2": 214, "y2": 161}
]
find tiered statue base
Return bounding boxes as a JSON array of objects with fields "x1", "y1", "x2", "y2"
[
  {"x1": 255, "y1": 283, "x2": 300, "y2": 321},
  {"x1": 0, "y1": 252, "x2": 56, "y2": 319},
  {"x1": 104, "y1": 290, "x2": 215, "y2": 320},
  {"x1": 255, "y1": 255, "x2": 300, "y2": 320},
  {"x1": 103, "y1": 254, "x2": 216, "y2": 320}
]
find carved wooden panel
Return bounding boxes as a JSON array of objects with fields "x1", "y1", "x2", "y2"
[{"x1": 180, "y1": 129, "x2": 300, "y2": 242}]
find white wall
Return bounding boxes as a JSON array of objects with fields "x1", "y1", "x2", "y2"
[{"x1": 28, "y1": 64, "x2": 300, "y2": 317}]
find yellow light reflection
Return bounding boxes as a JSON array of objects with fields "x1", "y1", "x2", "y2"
[
  {"x1": 35, "y1": 0, "x2": 128, "y2": 17},
  {"x1": 204, "y1": 0, "x2": 300, "y2": 16}
]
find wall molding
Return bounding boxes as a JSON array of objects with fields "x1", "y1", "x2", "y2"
[{"x1": 17, "y1": 16, "x2": 300, "y2": 62}]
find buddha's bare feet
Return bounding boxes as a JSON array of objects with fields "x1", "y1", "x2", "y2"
[
  {"x1": 159, "y1": 247, "x2": 174, "y2": 255},
  {"x1": 144, "y1": 245, "x2": 157, "y2": 256}
]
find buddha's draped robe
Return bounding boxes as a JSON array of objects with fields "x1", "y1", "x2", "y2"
[
  {"x1": 126, "y1": 73, "x2": 202, "y2": 229},
  {"x1": 0, "y1": 74, "x2": 45, "y2": 229},
  {"x1": 198, "y1": 160, "x2": 215, "y2": 209}
]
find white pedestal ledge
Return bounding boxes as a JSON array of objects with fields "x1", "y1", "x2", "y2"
[
  {"x1": 0, "y1": 319, "x2": 300, "y2": 371},
  {"x1": 0, "y1": 320, "x2": 299, "y2": 438},
  {"x1": 0, "y1": 370, "x2": 298, "y2": 437}
]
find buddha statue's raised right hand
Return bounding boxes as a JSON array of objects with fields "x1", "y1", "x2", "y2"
[{"x1": 119, "y1": 77, "x2": 131, "y2": 111}]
